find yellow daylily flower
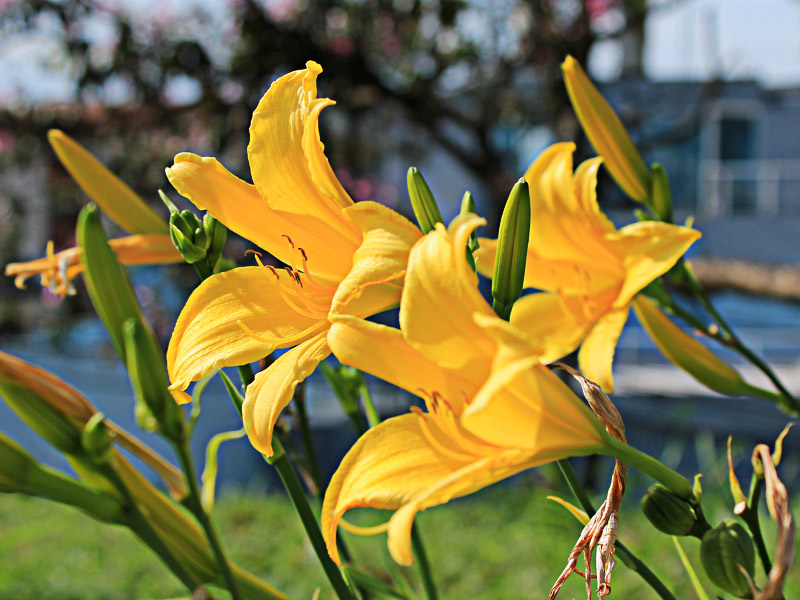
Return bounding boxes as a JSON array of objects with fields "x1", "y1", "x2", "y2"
[
  {"x1": 5, "y1": 235, "x2": 180, "y2": 297},
  {"x1": 476, "y1": 143, "x2": 701, "y2": 392},
  {"x1": 4, "y1": 130, "x2": 180, "y2": 297},
  {"x1": 323, "y1": 214, "x2": 609, "y2": 566},
  {"x1": 165, "y1": 61, "x2": 421, "y2": 455}
]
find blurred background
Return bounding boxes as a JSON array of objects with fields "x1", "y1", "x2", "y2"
[{"x1": 1, "y1": 1, "x2": 799, "y2": 597}]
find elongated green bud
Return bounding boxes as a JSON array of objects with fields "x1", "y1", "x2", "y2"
[
  {"x1": 407, "y1": 167, "x2": 444, "y2": 233},
  {"x1": 491, "y1": 178, "x2": 530, "y2": 321},
  {"x1": 0, "y1": 380, "x2": 83, "y2": 454},
  {"x1": 204, "y1": 213, "x2": 227, "y2": 270},
  {"x1": 700, "y1": 520, "x2": 756, "y2": 598},
  {"x1": 123, "y1": 318, "x2": 183, "y2": 440},
  {"x1": 169, "y1": 215, "x2": 207, "y2": 263},
  {"x1": 460, "y1": 191, "x2": 480, "y2": 271},
  {"x1": 641, "y1": 483, "x2": 709, "y2": 538},
  {"x1": 81, "y1": 413, "x2": 114, "y2": 464},
  {"x1": 651, "y1": 163, "x2": 674, "y2": 222},
  {"x1": 77, "y1": 204, "x2": 144, "y2": 362}
]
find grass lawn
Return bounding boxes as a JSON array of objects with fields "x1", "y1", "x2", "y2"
[{"x1": 0, "y1": 467, "x2": 797, "y2": 599}]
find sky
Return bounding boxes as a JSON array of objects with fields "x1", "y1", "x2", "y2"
[{"x1": 2, "y1": 0, "x2": 800, "y2": 106}]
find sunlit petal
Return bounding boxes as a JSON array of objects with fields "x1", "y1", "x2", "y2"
[
  {"x1": 577, "y1": 307, "x2": 630, "y2": 393},
  {"x1": 609, "y1": 221, "x2": 702, "y2": 307},
  {"x1": 167, "y1": 267, "x2": 327, "y2": 393},
  {"x1": 328, "y1": 316, "x2": 479, "y2": 411},
  {"x1": 400, "y1": 215, "x2": 496, "y2": 376},
  {"x1": 329, "y1": 201, "x2": 421, "y2": 317},
  {"x1": 166, "y1": 153, "x2": 351, "y2": 283},
  {"x1": 248, "y1": 61, "x2": 361, "y2": 250},
  {"x1": 242, "y1": 332, "x2": 330, "y2": 456},
  {"x1": 510, "y1": 293, "x2": 590, "y2": 361}
]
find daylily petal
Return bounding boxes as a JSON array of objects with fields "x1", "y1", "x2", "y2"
[
  {"x1": 524, "y1": 143, "x2": 622, "y2": 272},
  {"x1": 329, "y1": 201, "x2": 421, "y2": 317},
  {"x1": 400, "y1": 215, "x2": 496, "y2": 376},
  {"x1": 509, "y1": 292, "x2": 591, "y2": 361},
  {"x1": 577, "y1": 307, "x2": 630, "y2": 393},
  {"x1": 167, "y1": 266, "x2": 328, "y2": 393},
  {"x1": 242, "y1": 331, "x2": 330, "y2": 456},
  {"x1": 321, "y1": 413, "x2": 534, "y2": 565},
  {"x1": 574, "y1": 156, "x2": 616, "y2": 236},
  {"x1": 609, "y1": 221, "x2": 702, "y2": 307},
  {"x1": 166, "y1": 153, "x2": 351, "y2": 283},
  {"x1": 328, "y1": 316, "x2": 479, "y2": 411},
  {"x1": 462, "y1": 364, "x2": 606, "y2": 452},
  {"x1": 248, "y1": 61, "x2": 361, "y2": 250}
]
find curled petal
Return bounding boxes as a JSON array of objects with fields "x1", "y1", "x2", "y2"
[
  {"x1": 166, "y1": 153, "x2": 351, "y2": 283},
  {"x1": 400, "y1": 214, "x2": 496, "y2": 377},
  {"x1": 329, "y1": 201, "x2": 421, "y2": 317},
  {"x1": 321, "y1": 413, "x2": 537, "y2": 565},
  {"x1": 577, "y1": 307, "x2": 629, "y2": 393},
  {"x1": 609, "y1": 221, "x2": 701, "y2": 308},
  {"x1": 328, "y1": 316, "x2": 479, "y2": 412},
  {"x1": 242, "y1": 332, "x2": 330, "y2": 456},
  {"x1": 248, "y1": 61, "x2": 361, "y2": 251},
  {"x1": 167, "y1": 266, "x2": 327, "y2": 393}
]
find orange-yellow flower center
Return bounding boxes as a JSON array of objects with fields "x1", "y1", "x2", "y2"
[{"x1": 411, "y1": 390, "x2": 501, "y2": 462}]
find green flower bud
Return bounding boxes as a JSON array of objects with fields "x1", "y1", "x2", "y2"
[
  {"x1": 81, "y1": 413, "x2": 114, "y2": 464},
  {"x1": 641, "y1": 483, "x2": 708, "y2": 537},
  {"x1": 651, "y1": 163, "x2": 674, "y2": 223},
  {"x1": 407, "y1": 167, "x2": 444, "y2": 233},
  {"x1": 123, "y1": 318, "x2": 183, "y2": 440},
  {"x1": 491, "y1": 178, "x2": 530, "y2": 321},
  {"x1": 169, "y1": 214, "x2": 207, "y2": 264},
  {"x1": 701, "y1": 520, "x2": 756, "y2": 598},
  {"x1": 193, "y1": 226, "x2": 208, "y2": 250},
  {"x1": 204, "y1": 213, "x2": 227, "y2": 270},
  {"x1": 460, "y1": 191, "x2": 480, "y2": 271}
]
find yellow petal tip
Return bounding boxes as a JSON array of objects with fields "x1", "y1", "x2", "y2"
[{"x1": 169, "y1": 387, "x2": 192, "y2": 405}]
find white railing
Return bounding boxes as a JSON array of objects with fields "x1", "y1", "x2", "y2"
[{"x1": 699, "y1": 159, "x2": 800, "y2": 218}]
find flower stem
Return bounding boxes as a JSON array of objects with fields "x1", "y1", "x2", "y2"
[
  {"x1": 743, "y1": 473, "x2": 773, "y2": 575},
  {"x1": 411, "y1": 524, "x2": 438, "y2": 600},
  {"x1": 294, "y1": 383, "x2": 324, "y2": 493},
  {"x1": 268, "y1": 438, "x2": 357, "y2": 600},
  {"x1": 677, "y1": 261, "x2": 800, "y2": 414},
  {"x1": 556, "y1": 459, "x2": 677, "y2": 600},
  {"x1": 98, "y1": 463, "x2": 203, "y2": 593},
  {"x1": 359, "y1": 379, "x2": 380, "y2": 429},
  {"x1": 174, "y1": 436, "x2": 243, "y2": 600},
  {"x1": 603, "y1": 436, "x2": 694, "y2": 500}
]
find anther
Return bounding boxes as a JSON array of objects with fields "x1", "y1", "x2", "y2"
[
  {"x1": 245, "y1": 249, "x2": 263, "y2": 258},
  {"x1": 282, "y1": 234, "x2": 295, "y2": 248}
]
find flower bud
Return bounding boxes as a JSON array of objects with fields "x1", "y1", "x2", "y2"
[
  {"x1": 641, "y1": 483, "x2": 708, "y2": 537},
  {"x1": 204, "y1": 213, "x2": 227, "y2": 270},
  {"x1": 701, "y1": 520, "x2": 756, "y2": 598},
  {"x1": 169, "y1": 215, "x2": 207, "y2": 263},
  {"x1": 123, "y1": 318, "x2": 184, "y2": 440},
  {"x1": 460, "y1": 191, "x2": 480, "y2": 271},
  {"x1": 407, "y1": 167, "x2": 444, "y2": 233},
  {"x1": 491, "y1": 178, "x2": 530, "y2": 321},
  {"x1": 81, "y1": 413, "x2": 115, "y2": 464},
  {"x1": 633, "y1": 295, "x2": 748, "y2": 396},
  {"x1": 562, "y1": 56, "x2": 651, "y2": 204},
  {"x1": 651, "y1": 163, "x2": 674, "y2": 222}
]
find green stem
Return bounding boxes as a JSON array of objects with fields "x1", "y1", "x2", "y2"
[
  {"x1": 359, "y1": 380, "x2": 380, "y2": 429},
  {"x1": 410, "y1": 525, "x2": 438, "y2": 600},
  {"x1": 269, "y1": 439, "x2": 357, "y2": 600},
  {"x1": 603, "y1": 436, "x2": 694, "y2": 501},
  {"x1": 294, "y1": 383, "x2": 324, "y2": 494},
  {"x1": 174, "y1": 437, "x2": 243, "y2": 600},
  {"x1": 99, "y1": 464, "x2": 202, "y2": 593},
  {"x1": 677, "y1": 261, "x2": 800, "y2": 414},
  {"x1": 556, "y1": 460, "x2": 676, "y2": 600},
  {"x1": 743, "y1": 474, "x2": 772, "y2": 575}
]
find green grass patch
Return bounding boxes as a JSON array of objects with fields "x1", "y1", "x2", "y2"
[{"x1": 1, "y1": 470, "x2": 797, "y2": 599}]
